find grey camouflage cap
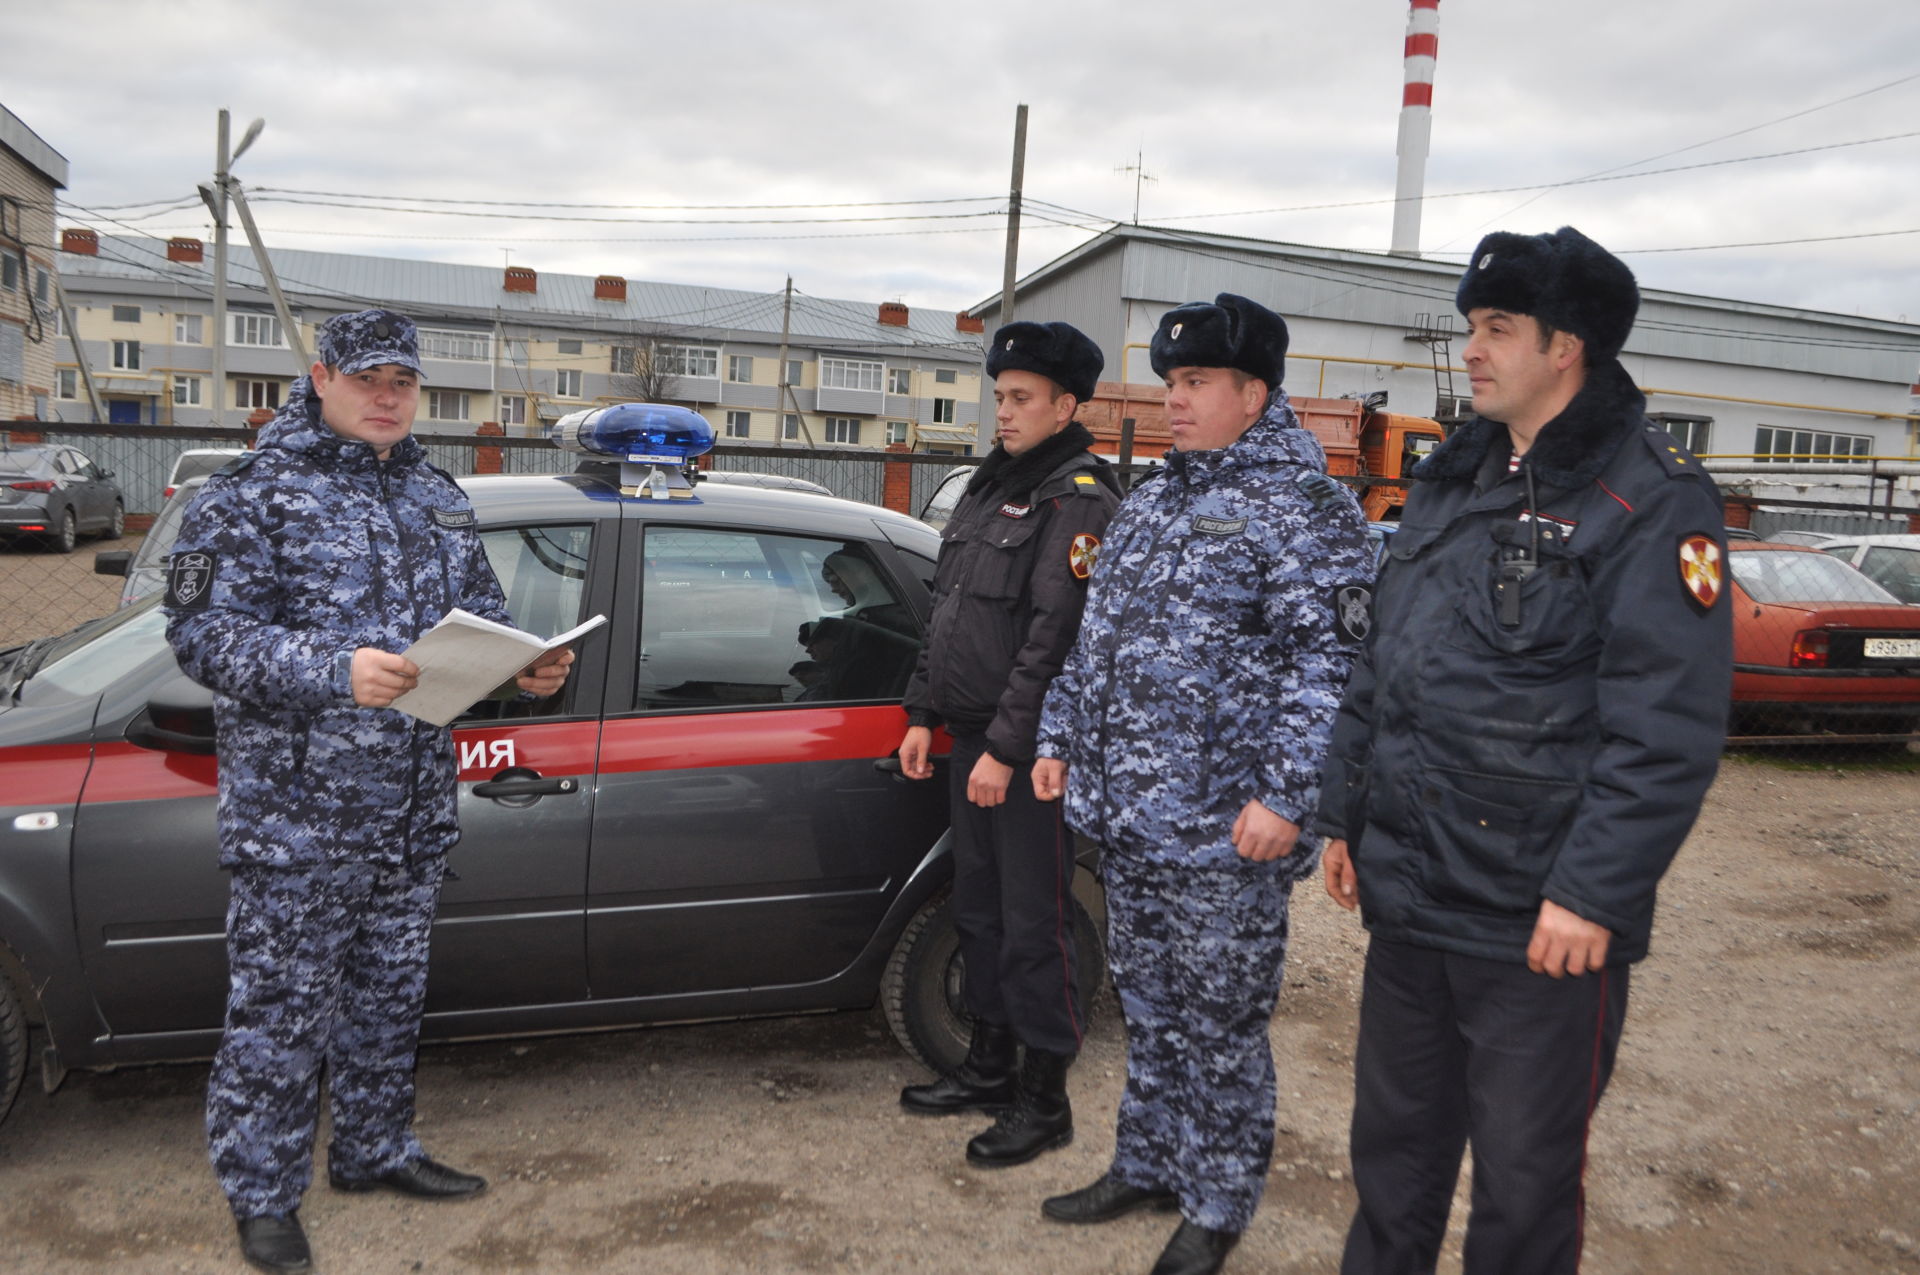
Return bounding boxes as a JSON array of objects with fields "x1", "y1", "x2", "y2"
[{"x1": 317, "y1": 309, "x2": 427, "y2": 377}]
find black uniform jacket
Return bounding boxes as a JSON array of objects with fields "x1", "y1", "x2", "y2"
[
  {"x1": 1315, "y1": 362, "x2": 1732, "y2": 965},
  {"x1": 904, "y1": 422, "x2": 1121, "y2": 764}
]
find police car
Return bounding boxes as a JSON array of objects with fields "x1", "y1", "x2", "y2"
[{"x1": 0, "y1": 406, "x2": 1102, "y2": 1134}]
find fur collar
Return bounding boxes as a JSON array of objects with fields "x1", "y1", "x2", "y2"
[
  {"x1": 1415, "y1": 359, "x2": 1645, "y2": 490},
  {"x1": 967, "y1": 420, "x2": 1099, "y2": 501}
]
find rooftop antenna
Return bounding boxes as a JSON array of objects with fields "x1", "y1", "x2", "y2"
[{"x1": 1115, "y1": 150, "x2": 1157, "y2": 224}]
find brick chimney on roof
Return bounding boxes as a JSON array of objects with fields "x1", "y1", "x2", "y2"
[
  {"x1": 955, "y1": 314, "x2": 984, "y2": 334},
  {"x1": 594, "y1": 274, "x2": 627, "y2": 301},
  {"x1": 167, "y1": 237, "x2": 204, "y2": 263},
  {"x1": 504, "y1": 266, "x2": 537, "y2": 294},
  {"x1": 878, "y1": 302, "x2": 909, "y2": 327},
  {"x1": 61, "y1": 228, "x2": 98, "y2": 255}
]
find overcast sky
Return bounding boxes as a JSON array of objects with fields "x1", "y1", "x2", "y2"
[{"x1": 9, "y1": 0, "x2": 1919, "y2": 326}]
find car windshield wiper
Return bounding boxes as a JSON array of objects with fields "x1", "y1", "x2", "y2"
[{"x1": 0, "y1": 636, "x2": 58, "y2": 699}]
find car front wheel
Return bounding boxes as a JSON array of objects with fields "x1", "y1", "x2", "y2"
[
  {"x1": 0, "y1": 966, "x2": 25, "y2": 1133},
  {"x1": 881, "y1": 886, "x2": 1106, "y2": 1075},
  {"x1": 48, "y1": 508, "x2": 77, "y2": 554}
]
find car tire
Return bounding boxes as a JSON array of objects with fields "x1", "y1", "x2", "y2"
[
  {"x1": 0, "y1": 967, "x2": 25, "y2": 1132},
  {"x1": 48, "y1": 508, "x2": 77, "y2": 555},
  {"x1": 881, "y1": 886, "x2": 1107, "y2": 1075},
  {"x1": 106, "y1": 501, "x2": 125, "y2": 541}
]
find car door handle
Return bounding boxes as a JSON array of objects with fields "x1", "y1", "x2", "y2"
[
  {"x1": 473, "y1": 774, "x2": 578, "y2": 799},
  {"x1": 873, "y1": 756, "x2": 949, "y2": 775}
]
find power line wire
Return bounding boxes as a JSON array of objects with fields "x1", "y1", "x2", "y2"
[{"x1": 250, "y1": 188, "x2": 1003, "y2": 212}]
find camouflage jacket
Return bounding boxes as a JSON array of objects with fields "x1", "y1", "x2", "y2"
[
  {"x1": 165, "y1": 378, "x2": 512, "y2": 867},
  {"x1": 1036, "y1": 394, "x2": 1372, "y2": 869}
]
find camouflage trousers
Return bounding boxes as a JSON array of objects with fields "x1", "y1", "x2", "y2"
[
  {"x1": 208, "y1": 855, "x2": 446, "y2": 1219},
  {"x1": 1102, "y1": 851, "x2": 1295, "y2": 1233}
]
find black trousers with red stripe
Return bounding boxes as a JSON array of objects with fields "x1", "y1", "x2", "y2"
[
  {"x1": 1341, "y1": 936, "x2": 1630, "y2": 1275},
  {"x1": 945, "y1": 731, "x2": 1085, "y2": 1058}
]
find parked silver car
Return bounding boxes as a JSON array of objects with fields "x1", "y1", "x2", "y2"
[
  {"x1": 0, "y1": 442, "x2": 125, "y2": 553},
  {"x1": 94, "y1": 475, "x2": 208, "y2": 607},
  {"x1": 1819, "y1": 533, "x2": 1920, "y2": 604}
]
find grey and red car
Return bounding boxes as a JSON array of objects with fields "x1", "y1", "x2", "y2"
[
  {"x1": 0, "y1": 442, "x2": 125, "y2": 553},
  {"x1": 0, "y1": 464, "x2": 1102, "y2": 1133}
]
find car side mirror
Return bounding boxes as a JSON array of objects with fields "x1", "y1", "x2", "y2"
[
  {"x1": 94, "y1": 550, "x2": 132, "y2": 577},
  {"x1": 98, "y1": 468, "x2": 115, "y2": 480},
  {"x1": 126, "y1": 673, "x2": 216, "y2": 755}
]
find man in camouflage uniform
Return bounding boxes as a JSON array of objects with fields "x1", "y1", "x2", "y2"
[
  {"x1": 1032, "y1": 294, "x2": 1373, "y2": 1275},
  {"x1": 166, "y1": 309, "x2": 572, "y2": 1274}
]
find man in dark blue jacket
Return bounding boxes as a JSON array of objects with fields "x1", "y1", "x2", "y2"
[
  {"x1": 167, "y1": 310, "x2": 571, "y2": 1273},
  {"x1": 1315, "y1": 228, "x2": 1732, "y2": 1274}
]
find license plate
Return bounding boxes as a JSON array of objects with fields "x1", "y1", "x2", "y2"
[{"x1": 1864, "y1": 637, "x2": 1920, "y2": 659}]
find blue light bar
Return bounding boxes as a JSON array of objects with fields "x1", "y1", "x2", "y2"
[{"x1": 550, "y1": 402, "x2": 715, "y2": 464}]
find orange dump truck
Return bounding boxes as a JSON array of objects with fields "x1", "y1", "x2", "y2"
[{"x1": 1082, "y1": 382, "x2": 1448, "y2": 520}]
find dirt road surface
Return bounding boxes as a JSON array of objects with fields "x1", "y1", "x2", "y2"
[{"x1": 0, "y1": 760, "x2": 1914, "y2": 1274}]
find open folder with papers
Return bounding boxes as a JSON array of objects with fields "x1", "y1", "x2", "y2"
[{"x1": 389, "y1": 608, "x2": 607, "y2": 726}]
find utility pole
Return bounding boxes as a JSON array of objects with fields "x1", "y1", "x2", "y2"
[
  {"x1": 227, "y1": 183, "x2": 310, "y2": 368},
  {"x1": 201, "y1": 110, "x2": 264, "y2": 426},
  {"x1": 999, "y1": 104, "x2": 1028, "y2": 328},
  {"x1": 774, "y1": 277, "x2": 815, "y2": 446},
  {"x1": 54, "y1": 279, "x2": 103, "y2": 423}
]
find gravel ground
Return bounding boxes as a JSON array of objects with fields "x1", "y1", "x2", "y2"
[{"x1": 0, "y1": 756, "x2": 1914, "y2": 1274}]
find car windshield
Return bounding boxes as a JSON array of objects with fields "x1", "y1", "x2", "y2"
[
  {"x1": 1731, "y1": 549, "x2": 1900, "y2": 605},
  {"x1": 132, "y1": 479, "x2": 205, "y2": 571},
  {"x1": 19, "y1": 594, "x2": 171, "y2": 703}
]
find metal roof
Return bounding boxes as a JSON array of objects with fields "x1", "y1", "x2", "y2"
[
  {"x1": 0, "y1": 103, "x2": 68, "y2": 188},
  {"x1": 62, "y1": 233, "x2": 984, "y2": 360}
]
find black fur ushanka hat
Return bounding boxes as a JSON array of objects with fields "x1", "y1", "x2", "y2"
[
  {"x1": 1455, "y1": 226, "x2": 1640, "y2": 362},
  {"x1": 1148, "y1": 292, "x2": 1289, "y2": 389},
  {"x1": 984, "y1": 321, "x2": 1104, "y2": 403}
]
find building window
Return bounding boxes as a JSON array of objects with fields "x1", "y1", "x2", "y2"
[
  {"x1": 610, "y1": 346, "x2": 635, "y2": 374},
  {"x1": 785, "y1": 359, "x2": 804, "y2": 386},
  {"x1": 1754, "y1": 425, "x2": 1872, "y2": 464},
  {"x1": 112, "y1": 340, "x2": 141, "y2": 370},
  {"x1": 235, "y1": 379, "x2": 282, "y2": 410},
  {"x1": 0, "y1": 256, "x2": 17, "y2": 292},
  {"x1": 556, "y1": 369, "x2": 582, "y2": 398},
  {"x1": 56, "y1": 368, "x2": 78, "y2": 399},
  {"x1": 887, "y1": 367, "x2": 912, "y2": 395},
  {"x1": 782, "y1": 413, "x2": 802, "y2": 440},
  {"x1": 418, "y1": 328, "x2": 491, "y2": 362},
  {"x1": 725, "y1": 410, "x2": 753, "y2": 438},
  {"x1": 820, "y1": 357, "x2": 883, "y2": 392},
  {"x1": 174, "y1": 313, "x2": 204, "y2": 344},
  {"x1": 661, "y1": 345, "x2": 719, "y2": 378},
  {"x1": 172, "y1": 375, "x2": 203, "y2": 407},
  {"x1": 932, "y1": 398, "x2": 955, "y2": 424},
  {"x1": 112, "y1": 303, "x2": 140, "y2": 322},
  {"x1": 231, "y1": 314, "x2": 285, "y2": 348},
  {"x1": 428, "y1": 390, "x2": 471, "y2": 421},
  {"x1": 728, "y1": 355, "x2": 754, "y2": 383},
  {"x1": 885, "y1": 421, "x2": 909, "y2": 445},
  {"x1": 33, "y1": 267, "x2": 48, "y2": 303},
  {"x1": 557, "y1": 338, "x2": 582, "y2": 355},
  {"x1": 824, "y1": 416, "x2": 861, "y2": 444},
  {"x1": 935, "y1": 368, "x2": 957, "y2": 384},
  {"x1": 1650, "y1": 414, "x2": 1711, "y2": 453},
  {"x1": 500, "y1": 394, "x2": 528, "y2": 426}
]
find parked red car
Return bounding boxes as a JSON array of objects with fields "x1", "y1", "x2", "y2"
[{"x1": 1728, "y1": 543, "x2": 1920, "y2": 736}]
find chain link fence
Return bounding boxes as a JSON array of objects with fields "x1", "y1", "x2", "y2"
[{"x1": 4, "y1": 423, "x2": 1914, "y2": 765}]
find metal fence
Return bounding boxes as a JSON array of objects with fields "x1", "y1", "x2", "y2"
[{"x1": 3, "y1": 423, "x2": 1914, "y2": 764}]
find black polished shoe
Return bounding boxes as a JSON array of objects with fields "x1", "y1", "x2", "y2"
[
  {"x1": 236, "y1": 1213, "x2": 312, "y2": 1274},
  {"x1": 1041, "y1": 1173, "x2": 1178, "y2": 1224},
  {"x1": 1150, "y1": 1219, "x2": 1241, "y2": 1275},
  {"x1": 900, "y1": 1020, "x2": 1017, "y2": 1116},
  {"x1": 328, "y1": 1155, "x2": 487, "y2": 1199},
  {"x1": 965, "y1": 1047, "x2": 1073, "y2": 1168}
]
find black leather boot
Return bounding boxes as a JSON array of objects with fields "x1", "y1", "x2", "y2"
[
  {"x1": 1150, "y1": 1219, "x2": 1241, "y2": 1275},
  {"x1": 964, "y1": 1047, "x2": 1073, "y2": 1168},
  {"x1": 900, "y1": 1020, "x2": 1017, "y2": 1116},
  {"x1": 1042, "y1": 1173, "x2": 1178, "y2": 1224},
  {"x1": 236, "y1": 1213, "x2": 312, "y2": 1273}
]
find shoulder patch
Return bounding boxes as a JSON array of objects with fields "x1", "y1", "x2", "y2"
[
  {"x1": 211, "y1": 452, "x2": 259, "y2": 480},
  {"x1": 1330, "y1": 582, "x2": 1373, "y2": 643},
  {"x1": 1677, "y1": 532, "x2": 1725, "y2": 613},
  {"x1": 1068, "y1": 533, "x2": 1101, "y2": 580},
  {"x1": 1072, "y1": 473, "x2": 1099, "y2": 493},
  {"x1": 165, "y1": 550, "x2": 218, "y2": 611},
  {"x1": 1641, "y1": 425, "x2": 1706, "y2": 479}
]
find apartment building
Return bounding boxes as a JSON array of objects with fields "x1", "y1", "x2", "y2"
[
  {"x1": 0, "y1": 104, "x2": 66, "y2": 422},
  {"x1": 51, "y1": 232, "x2": 987, "y2": 452}
]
